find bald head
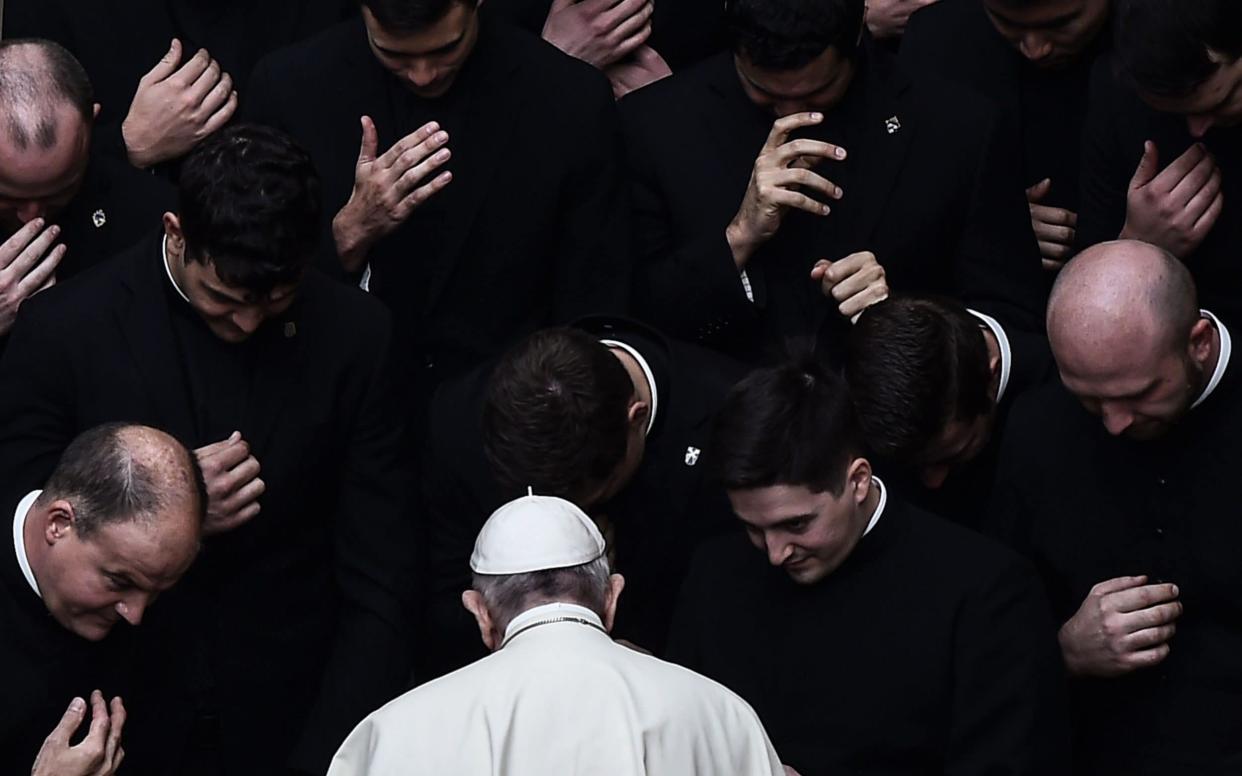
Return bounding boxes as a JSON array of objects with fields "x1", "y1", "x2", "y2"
[
  {"x1": 1048, "y1": 240, "x2": 1198, "y2": 363},
  {"x1": 38, "y1": 422, "x2": 207, "y2": 538},
  {"x1": 0, "y1": 39, "x2": 94, "y2": 151}
]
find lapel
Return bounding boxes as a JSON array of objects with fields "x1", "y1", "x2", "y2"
[
  {"x1": 841, "y1": 41, "x2": 917, "y2": 251},
  {"x1": 116, "y1": 237, "x2": 199, "y2": 447},
  {"x1": 422, "y1": 18, "x2": 529, "y2": 314},
  {"x1": 238, "y1": 297, "x2": 307, "y2": 459}
]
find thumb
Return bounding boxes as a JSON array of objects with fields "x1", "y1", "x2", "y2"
[
  {"x1": 47, "y1": 698, "x2": 87, "y2": 746},
  {"x1": 1130, "y1": 141, "x2": 1160, "y2": 189},
  {"x1": 357, "y1": 116, "x2": 379, "y2": 167},
  {"x1": 809, "y1": 259, "x2": 832, "y2": 281},
  {"x1": 1026, "y1": 177, "x2": 1052, "y2": 203},
  {"x1": 146, "y1": 38, "x2": 183, "y2": 81}
]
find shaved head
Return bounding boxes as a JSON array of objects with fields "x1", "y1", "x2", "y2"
[{"x1": 1047, "y1": 241, "x2": 1218, "y2": 438}]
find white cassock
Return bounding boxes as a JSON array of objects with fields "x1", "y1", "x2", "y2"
[{"x1": 328, "y1": 603, "x2": 785, "y2": 776}]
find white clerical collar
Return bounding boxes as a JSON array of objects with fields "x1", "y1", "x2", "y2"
[
  {"x1": 862, "y1": 476, "x2": 887, "y2": 537},
  {"x1": 1192, "y1": 309, "x2": 1232, "y2": 410},
  {"x1": 501, "y1": 601, "x2": 605, "y2": 647},
  {"x1": 968, "y1": 310, "x2": 1012, "y2": 404},
  {"x1": 162, "y1": 233, "x2": 192, "y2": 304},
  {"x1": 600, "y1": 339, "x2": 658, "y2": 435},
  {"x1": 12, "y1": 490, "x2": 42, "y2": 598}
]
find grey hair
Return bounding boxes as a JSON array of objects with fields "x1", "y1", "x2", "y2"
[
  {"x1": 471, "y1": 555, "x2": 612, "y2": 636},
  {"x1": 0, "y1": 39, "x2": 94, "y2": 150}
]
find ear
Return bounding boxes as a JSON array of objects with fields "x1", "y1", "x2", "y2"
[
  {"x1": 461, "y1": 590, "x2": 500, "y2": 651},
  {"x1": 162, "y1": 213, "x2": 185, "y2": 249},
  {"x1": 846, "y1": 457, "x2": 873, "y2": 506},
  {"x1": 92, "y1": 103, "x2": 102, "y2": 121},
  {"x1": 626, "y1": 399, "x2": 649, "y2": 432},
  {"x1": 43, "y1": 500, "x2": 77, "y2": 546},
  {"x1": 1188, "y1": 316, "x2": 1215, "y2": 367},
  {"x1": 601, "y1": 573, "x2": 626, "y2": 633}
]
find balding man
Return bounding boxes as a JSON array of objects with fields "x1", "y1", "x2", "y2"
[
  {"x1": 0, "y1": 38, "x2": 172, "y2": 338},
  {"x1": 331, "y1": 494, "x2": 787, "y2": 776},
  {"x1": 989, "y1": 240, "x2": 1239, "y2": 774},
  {"x1": 2, "y1": 422, "x2": 205, "y2": 776}
]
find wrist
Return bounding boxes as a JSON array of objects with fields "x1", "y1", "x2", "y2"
[
  {"x1": 726, "y1": 220, "x2": 759, "y2": 270},
  {"x1": 122, "y1": 122, "x2": 156, "y2": 169},
  {"x1": 1057, "y1": 621, "x2": 1086, "y2": 677},
  {"x1": 332, "y1": 206, "x2": 374, "y2": 273}
]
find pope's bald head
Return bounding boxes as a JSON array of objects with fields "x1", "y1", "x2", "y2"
[{"x1": 1048, "y1": 240, "x2": 1198, "y2": 367}]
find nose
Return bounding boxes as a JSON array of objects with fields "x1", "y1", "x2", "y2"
[
  {"x1": 1019, "y1": 33, "x2": 1053, "y2": 62},
  {"x1": 1100, "y1": 403, "x2": 1134, "y2": 437},
  {"x1": 764, "y1": 535, "x2": 793, "y2": 567},
  {"x1": 406, "y1": 60, "x2": 438, "y2": 88},
  {"x1": 115, "y1": 596, "x2": 147, "y2": 626},
  {"x1": 920, "y1": 464, "x2": 951, "y2": 490},
  {"x1": 1187, "y1": 114, "x2": 1215, "y2": 139},
  {"x1": 15, "y1": 201, "x2": 45, "y2": 224},
  {"x1": 231, "y1": 307, "x2": 265, "y2": 335}
]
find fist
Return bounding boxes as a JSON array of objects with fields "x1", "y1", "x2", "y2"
[
  {"x1": 194, "y1": 431, "x2": 265, "y2": 536},
  {"x1": 810, "y1": 251, "x2": 889, "y2": 320},
  {"x1": 1059, "y1": 575, "x2": 1181, "y2": 678}
]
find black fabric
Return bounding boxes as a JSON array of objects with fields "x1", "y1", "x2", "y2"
[
  {"x1": 899, "y1": 0, "x2": 1103, "y2": 214},
  {"x1": 0, "y1": 502, "x2": 133, "y2": 774},
  {"x1": 668, "y1": 496, "x2": 1069, "y2": 776},
  {"x1": 3, "y1": 0, "x2": 357, "y2": 162},
  {"x1": 1076, "y1": 54, "x2": 1242, "y2": 324},
  {"x1": 244, "y1": 17, "x2": 630, "y2": 409},
  {"x1": 420, "y1": 317, "x2": 746, "y2": 676},
  {"x1": 0, "y1": 235, "x2": 419, "y2": 775},
  {"x1": 620, "y1": 40, "x2": 1045, "y2": 362},
  {"x1": 483, "y1": 0, "x2": 729, "y2": 72},
  {"x1": 989, "y1": 348, "x2": 1242, "y2": 774}
]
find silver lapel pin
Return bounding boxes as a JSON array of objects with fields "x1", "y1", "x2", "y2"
[
  {"x1": 91, "y1": 209, "x2": 107, "y2": 228},
  {"x1": 885, "y1": 115, "x2": 902, "y2": 135},
  {"x1": 684, "y1": 446, "x2": 701, "y2": 466}
]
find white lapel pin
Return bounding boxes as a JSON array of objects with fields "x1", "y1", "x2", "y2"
[
  {"x1": 283, "y1": 322, "x2": 297, "y2": 338},
  {"x1": 684, "y1": 446, "x2": 701, "y2": 466},
  {"x1": 885, "y1": 115, "x2": 902, "y2": 135},
  {"x1": 91, "y1": 209, "x2": 107, "y2": 228}
]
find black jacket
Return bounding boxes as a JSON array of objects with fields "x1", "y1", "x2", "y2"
[
  {"x1": 1077, "y1": 56, "x2": 1242, "y2": 323},
  {"x1": 422, "y1": 317, "x2": 746, "y2": 675},
  {"x1": 620, "y1": 41, "x2": 1045, "y2": 361},
  {"x1": 0, "y1": 236, "x2": 418, "y2": 775},
  {"x1": 669, "y1": 494, "x2": 1068, "y2": 776},
  {"x1": 245, "y1": 16, "x2": 630, "y2": 394},
  {"x1": 989, "y1": 350, "x2": 1242, "y2": 774}
]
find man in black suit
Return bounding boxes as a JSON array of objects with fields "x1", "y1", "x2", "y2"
[
  {"x1": 621, "y1": 0, "x2": 1043, "y2": 362},
  {"x1": 842, "y1": 295, "x2": 1052, "y2": 530},
  {"x1": 423, "y1": 319, "x2": 746, "y2": 673},
  {"x1": 1077, "y1": 0, "x2": 1242, "y2": 320},
  {"x1": 245, "y1": 0, "x2": 629, "y2": 403},
  {"x1": 900, "y1": 0, "x2": 1111, "y2": 271},
  {"x1": 3, "y1": 423, "x2": 204, "y2": 776},
  {"x1": 0, "y1": 39, "x2": 173, "y2": 340},
  {"x1": 0, "y1": 125, "x2": 417, "y2": 776},
  {"x1": 990, "y1": 240, "x2": 1241, "y2": 774},
  {"x1": 668, "y1": 360, "x2": 1067, "y2": 775}
]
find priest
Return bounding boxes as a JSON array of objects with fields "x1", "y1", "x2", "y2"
[{"x1": 330, "y1": 493, "x2": 788, "y2": 776}]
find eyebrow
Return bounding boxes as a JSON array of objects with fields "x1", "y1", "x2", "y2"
[{"x1": 770, "y1": 513, "x2": 816, "y2": 530}]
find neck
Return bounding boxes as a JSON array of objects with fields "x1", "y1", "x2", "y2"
[
  {"x1": 1200, "y1": 323, "x2": 1223, "y2": 394},
  {"x1": 610, "y1": 347, "x2": 653, "y2": 410},
  {"x1": 856, "y1": 478, "x2": 881, "y2": 535},
  {"x1": 20, "y1": 503, "x2": 44, "y2": 585}
]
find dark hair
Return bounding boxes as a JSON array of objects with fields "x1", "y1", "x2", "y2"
[
  {"x1": 712, "y1": 359, "x2": 862, "y2": 495},
  {"x1": 177, "y1": 124, "x2": 321, "y2": 295},
  {"x1": 483, "y1": 329, "x2": 635, "y2": 505},
  {"x1": 39, "y1": 423, "x2": 207, "y2": 539},
  {"x1": 725, "y1": 0, "x2": 865, "y2": 69},
  {"x1": 0, "y1": 39, "x2": 94, "y2": 150},
  {"x1": 1115, "y1": 0, "x2": 1242, "y2": 98},
  {"x1": 360, "y1": 0, "x2": 472, "y2": 30},
  {"x1": 844, "y1": 297, "x2": 993, "y2": 465}
]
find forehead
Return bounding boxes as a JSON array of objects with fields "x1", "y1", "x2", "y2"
[
  {"x1": 738, "y1": 46, "x2": 849, "y2": 99},
  {"x1": 729, "y1": 483, "x2": 827, "y2": 524},
  {"x1": 85, "y1": 516, "x2": 198, "y2": 588},
  {"x1": 985, "y1": 0, "x2": 1087, "y2": 26},
  {"x1": 363, "y1": 4, "x2": 471, "y2": 55},
  {"x1": 188, "y1": 257, "x2": 298, "y2": 302},
  {"x1": 1141, "y1": 56, "x2": 1242, "y2": 115},
  {"x1": 0, "y1": 107, "x2": 90, "y2": 194}
]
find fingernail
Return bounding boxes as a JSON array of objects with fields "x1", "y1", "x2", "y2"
[
  {"x1": 821, "y1": 205, "x2": 831, "y2": 215},
  {"x1": 49, "y1": 225, "x2": 60, "y2": 236},
  {"x1": 834, "y1": 187, "x2": 844, "y2": 199},
  {"x1": 71, "y1": 697, "x2": 85, "y2": 711},
  {"x1": 810, "y1": 112, "x2": 823, "y2": 121},
  {"x1": 1172, "y1": 585, "x2": 1179, "y2": 596},
  {"x1": 835, "y1": 147, "x2": 847, "y2": 160},
  {"x1": 435, "y1": 149, "x2": 450, "y2": 161},
  {"x1": 434, "y1": 131, "x2": 448, "y2": 143}
]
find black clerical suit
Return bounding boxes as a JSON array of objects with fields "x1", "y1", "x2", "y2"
[
  {"x1": 0, "y1": 498, "x2": 131, "y2": 774},
  {"x1": 483, "y1": 0, "x2": 728, "y2": 72},
  {"x1": 1077, "y1": 57, "x2": 1242, "y2": 323},
  {"x1": 3, "y1": 0, "x2": 357, "y2": 163},
  {"x1": 899, "y1": 0, "x2": 1105, "y2": 222},
  {"x1": 620, "y1": 38, "x2": 1044, "y2": 362},
  {"x1": 245, "y1": 16, "x2": 629, "y2": 399},
  {"x1": 668, "y1": 492, "x2": 1068, "y2": 776},
  {"x1": 422, "y1": 318, "x2": 745, "y2": 675},
  {"x1": 0, "y1": 235, "x2": 417, "y2": 775},
  {"x1": 989, "y1": 335, "x2": 1242, "y2": 774}
]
